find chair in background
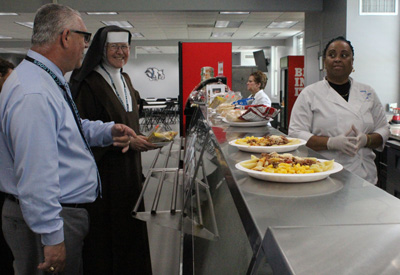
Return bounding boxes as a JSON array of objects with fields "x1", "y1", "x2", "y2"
[
  {"x1": 145, "y1": 97, "x2": 156, "y2": 102},
  {"x1": 164, "y1": 101, "x2": 178, "y2": 125}
]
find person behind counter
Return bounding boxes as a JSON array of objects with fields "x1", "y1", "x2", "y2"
[
  {"x1": 70, "y1": 26, "x2": 155, "y2": 274},
  {"x1": 0, "y1": 4, "x2": 136, "y2": 274},
  {"x1": 0, "y1": 57, "x2": 15, "y2": 275},
  {"x1": 289, "y1": 36, "x2": 389, "y2": 184},
  {"x1": 247, "y1": 70, "x2": 271, "y2": 106}
]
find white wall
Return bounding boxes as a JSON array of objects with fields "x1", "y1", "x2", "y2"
[
  {"x1": 271, "y1": 37, "x2": 298, "y2": 103},
  {"x1": 123, "y1": 54, "x2": 179, "y2": 99},
  {"x1": 65, "y1": 54, "x2": 180, "y2": 100},
  {"x1": 346, "y1": 0, "x2": 400, "y2": 109},
  {"x1": 240, "y1": 51, "x2": 257, "y2": 66},
  {"x1": 238, "y1": 50, "x2": 273, "y2": 101},
  {"x1": 304, "y1": 0, "x2": 400, "y2": 110}
]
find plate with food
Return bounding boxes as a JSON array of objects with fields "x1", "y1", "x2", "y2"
[
  {"x1": 152, "y1": 141, "x2": 173, "y2": 147},
  {"x1": 235, "y1": 152, "x2": 343, "y2": 183},
  {"x1": 222, "y1": 117, "x2": 270, "y2": 127},
  {"x1": 229, "y1": 135, "x2": 306, "y2": 153},
  {"x1": 147, "y1": 125, "x2": 178, "y2": 147}
]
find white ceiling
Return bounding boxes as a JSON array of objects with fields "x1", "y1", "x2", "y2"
[{"x1": 0, "y1": 11, "x2": 304, "y2": 55}]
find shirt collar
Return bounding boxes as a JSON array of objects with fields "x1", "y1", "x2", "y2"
[
  {"x1": 27, "y1": 49, "x2": 67, "y2": 85},
  {"x1": 254, "y1": 89, "x2": 264, "y2": 99}
]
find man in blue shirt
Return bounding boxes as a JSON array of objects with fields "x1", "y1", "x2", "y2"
[{"x1": 0, "y1": 4, "x2": 136, "y2": 274}]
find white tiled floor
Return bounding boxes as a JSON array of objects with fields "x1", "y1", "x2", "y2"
[{"x1": 140, "y1": 121, "x2": 181, "y2": 275}]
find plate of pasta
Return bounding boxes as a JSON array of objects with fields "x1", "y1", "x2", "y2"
[
  {"x1": 229, "y1": 135, "x2": 306, "y2": 153},
  {"x1": 222, "y1": 117, "x2": 270, "y2": 127},
  {"x1": 235, "y1": 152, "x2": 343, "y2": 182}
]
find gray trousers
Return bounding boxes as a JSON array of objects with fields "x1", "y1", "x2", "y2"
[{"x1": 2, "y1": 198, "x2": 89, "y2": 275}]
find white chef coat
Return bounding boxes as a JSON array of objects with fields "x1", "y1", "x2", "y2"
[
  {"x1": 248, "y1": 89, "x2": 272, "y2": 126},
  {"x1": 289, "y1": 77, "x2": 389, "y2": 184},
  {"x1": 251, "y1": 89, "x2": 271, "y2": 107}
]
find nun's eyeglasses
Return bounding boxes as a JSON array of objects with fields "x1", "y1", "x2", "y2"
[
  {"x1": 70, "y1": 30, "x2": 92, "y2": 43},
  {"x1": 108, "y1": 44, "x2": 130, "y2": 52}
]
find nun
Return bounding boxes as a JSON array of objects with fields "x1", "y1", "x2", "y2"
[{"x1": 70, "y1": 26, "x2": 155, "y2": 275}]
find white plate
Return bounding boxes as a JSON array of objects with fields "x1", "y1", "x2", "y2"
[
  {"x1": 235, "y1": 159, "x2": 343, "y2": 183},
  {"x1": 152, "y1": 141, "x2": 172, "y2": 147},
  {"x1": 229, "y1": 137, "x2": 307, "y2": 153},
  {"x1": 222, "y1": 117, "x2": 270, "y2": 127}
]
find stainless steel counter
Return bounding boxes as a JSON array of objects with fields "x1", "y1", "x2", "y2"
[
  {"x1": 205, "y1": 111, "x2": 400, "y2": 274},
  {"x1": 265, "y1": 224, "x2": 400, "y2": 275},
  {"x1": 389, "y1": 134, "x2": 400, "y2": 141}
]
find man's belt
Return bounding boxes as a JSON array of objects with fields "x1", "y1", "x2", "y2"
[{"x1": 6, "y1": 194, "x2": 91, "y2": 209}]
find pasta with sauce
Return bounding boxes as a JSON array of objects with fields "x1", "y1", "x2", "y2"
[
  {"x1": 235, "y1": 135, "x2": 300, "y2": 147},
  {"x1": 239, "y1": 152, "x2": 334, "y2": 174}
]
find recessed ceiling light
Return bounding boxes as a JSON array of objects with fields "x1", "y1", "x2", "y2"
[
  {"x1": 131, "y1": 32, "x2": 144, "y2": 38},
  {"x1": 101, "y1": 21, "x2": 133, "y2": 28},
  {"x1": 187, "y1": 24, "x2": 214, "y2": 28},
  {"x1": 140, "y1": 46, "x2": 162, "y2": 53},
  {"x1": 215, "y1": 21, "x2": 243, "y2": 28},
  {"x1": 86, "y1": 12, "x2": 118, "y2": 15},
  {"x1": 267, "y1": 21, "x2": 298, "y2": 28},
  {"x1": 0, "y1": 13, "x2": 18, "y2": 16},
  {"x1": 254, "y1": 32, "x2": 280, "y2": 38},
  {"x1": 211, "y1": 32, "x2": 234, "y2": 38},
  {"x1": 215, "y1": 21, "x2": 229, "y2": 28},
  {"x1": 0, "y1": 35, "x2": 13, "y2": 39},
  {"x1": 219, "y1": 12, "x2": 250, "y2": 15},
  {"x1": 15, "y1": 22, "x2": 34, "y2": 28}
]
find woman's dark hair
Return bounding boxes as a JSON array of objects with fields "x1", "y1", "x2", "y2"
[
  {"x1": 250, "y1": 70, "x2": 268, "y2": 89},
  {"x1": 0, "y1": 58, "x2": 14, "y2": 76},
  {"x1": 323, "y1": 36, "x2": 354, "y2": 58}
]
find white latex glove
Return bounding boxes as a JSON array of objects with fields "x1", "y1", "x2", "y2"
[
  {"x1": 327, "y1": 127, "x2": 357, "y2": 156},
  {"x1": 352, "y1": 125, "x2": 367, "y2": 151}
]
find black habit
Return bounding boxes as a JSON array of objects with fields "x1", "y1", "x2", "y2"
[{"x1": 70, "y1": 26, "x2": 152, "y2": 275}]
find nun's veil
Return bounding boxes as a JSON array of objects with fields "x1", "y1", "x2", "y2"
[{"x1": 70, "y1": 25, "x2": 132, "y2": 99}]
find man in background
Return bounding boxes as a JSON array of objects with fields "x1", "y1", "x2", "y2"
[
  {"x1": 0, "y1": 4, "x2": 136, "y2": 274},
  {"x1": 0, "y1": 58, "x2": 14, "y2": 91},
  {"x1": 0, "y1": 57, "x2": 15, "y2": 275}
]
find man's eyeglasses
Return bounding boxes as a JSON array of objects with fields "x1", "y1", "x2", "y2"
[
  {"x1": 70, "y1": 30, "x2": 92, "y2": 43},
  {"x1": 107, "y1": 44, "x2": 130, "y2": 52}
]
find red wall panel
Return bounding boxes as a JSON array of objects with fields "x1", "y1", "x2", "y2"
[
  {"x1": 180, "y1": 42, "x2": 232, "y2": 133},
  {"x1": 287, "y1": 56, "x2": 304, "y2": 126}
]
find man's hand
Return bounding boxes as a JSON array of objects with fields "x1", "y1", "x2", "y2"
[
  {"x1": 37, "y1": 242, "x2": 66, "y2": 273},
  {"x1": 111, "y1": 124, "x2": 137, "y2": 153},
  {"x1": 130, "y1": 135, "x2": 159, "y2": 152}
]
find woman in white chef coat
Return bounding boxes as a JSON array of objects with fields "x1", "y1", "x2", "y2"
[
  {"x1": 247, "y1": 70, "x2": 271, "y2": 106},
  {"x1": 289, "y1": 36, "x2": 389, "y2": 184}
]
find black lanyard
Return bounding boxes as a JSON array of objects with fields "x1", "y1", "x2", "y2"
[
  {"x1": 25, "y1": 55, "x2": 102, "y2": 195},
  {"x1": 100, "y1": 64, "x2": 130, "y2": 111},
  {"x1": 24, "y1": 56, "x2": 87, "y2": 145}
]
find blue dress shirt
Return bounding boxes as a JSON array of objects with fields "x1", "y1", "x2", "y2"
[{"x1": 0, "y1": 50, "x2": 114, "y2": 246}]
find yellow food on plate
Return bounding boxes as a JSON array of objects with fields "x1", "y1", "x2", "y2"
[
  {"x1": 148, "y1": 131, "x2": 178, "y2": 143},
  {"x1": 235, "y1": 135, "x2": 300, "y2": 147},
  {"x1": 209, "y1": 96, "x2": 226, "y2": 109},
  {"x1": 239, "y1": 152, "x2": 334, "y2": 174}
]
